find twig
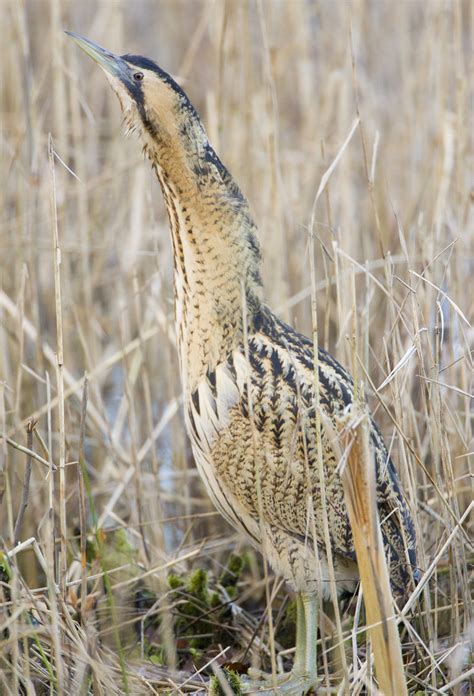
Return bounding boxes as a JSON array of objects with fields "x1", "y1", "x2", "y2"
[
  {"x1": 0, "y1": 434, "x2": 53, "y2": 470},
  {"x1": 439, "y1": 667, "x2": 474, "y2": 693}
]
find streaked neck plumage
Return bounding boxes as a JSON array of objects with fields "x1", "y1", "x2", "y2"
[{"x1": 140, "y1": 95, "x2": 263, "y2": 396}]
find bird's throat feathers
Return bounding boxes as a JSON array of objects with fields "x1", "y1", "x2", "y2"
[{"x1": 118, "y1": 67, "x2": 263, "y2": 394}]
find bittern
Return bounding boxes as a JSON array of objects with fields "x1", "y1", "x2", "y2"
[{"x1": 68, "y1": 33, "x2": 418, "y2": 695}]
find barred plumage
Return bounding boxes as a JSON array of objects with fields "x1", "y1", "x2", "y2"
[
  {"x1": 186, "y1": 308, "x2": 417, "y2": 599},
  {"x1": 70, "y1": 33, "x2": 418, "y2": 694}
]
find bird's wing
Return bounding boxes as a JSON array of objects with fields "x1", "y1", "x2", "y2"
[
  {"x1": 187, "y1": 307, "x2": 417, "y2": 593},
  {"x1": 242, "y1": 310, "x2": 417, "y2": 590}
]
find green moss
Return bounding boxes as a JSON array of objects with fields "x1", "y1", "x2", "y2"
[
  {"x1": 0, "y1": 552, "x2": 12, "y2": 582},
  {"x1": 149, "y1": 651, "x2": 165, "y2": 666},
  {"x1": 187, "y1": 568, "x2": 209, "y2": 603},
  {"x1": 210, "y1": 590, "x2": 221, "y2": 608},
  {"x1": 168, "y1": 573, "x2": 184, "y2": 590},
  {"x1": 161, "y1": 555, "x2": 246, "y2": 666},
  {"x1": 219, "y1": 553, "x2": 245, "y2": 589},
  {"x1": 209, "y1": 668, "x2": 243, "y2": 696}
]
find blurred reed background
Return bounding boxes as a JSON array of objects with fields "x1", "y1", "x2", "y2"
[{"x1": 0, "y1": 1, "x2": 472, "y2": 694}]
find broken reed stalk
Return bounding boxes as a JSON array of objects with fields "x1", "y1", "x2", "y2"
[{"x1": 338, "y1": 405, "x2": 408, "y2": 696}]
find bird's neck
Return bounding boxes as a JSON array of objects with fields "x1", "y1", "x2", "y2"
[{"x1": 144, "y1": 118, "x2": 263, "y2": 395}]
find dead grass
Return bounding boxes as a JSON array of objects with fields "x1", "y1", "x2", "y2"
[{"x1": 0, "y1": 1, "x2": 472, "y2": 694}]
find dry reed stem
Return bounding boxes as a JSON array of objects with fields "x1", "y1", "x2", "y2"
[
  {"x1": 338, "y1": 407, "x2": 408, "y2": 696},
  {"x1": 48, "y1": 134, "x2": 67, "y2": 599}
]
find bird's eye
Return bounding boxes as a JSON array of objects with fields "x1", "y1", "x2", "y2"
[{"x1": 133, "y1": 72, "x2": 144, "y2": 81}]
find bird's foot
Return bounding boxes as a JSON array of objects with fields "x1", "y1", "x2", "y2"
[{"x1": 241, "y1": 667, "x2": 318, "y2": 695}]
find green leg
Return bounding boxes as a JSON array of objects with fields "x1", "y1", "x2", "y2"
[
  {"x1": 293, "y1": 594, "x2": 307, "y2": 673},
  {"x1": 244, "y1": 592, "x2": 319, "y2": 694},
  {"x1": 300, "y1": 593, "x2": 317, "y2": 680}
]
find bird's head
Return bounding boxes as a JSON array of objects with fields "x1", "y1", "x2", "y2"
[{"x1": 66, "y1": 32, "x2": 202, "y2": 152}]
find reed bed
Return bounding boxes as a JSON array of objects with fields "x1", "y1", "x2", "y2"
[{"x1": 0, "y1": 1, "x2": 472, "y2": 694}]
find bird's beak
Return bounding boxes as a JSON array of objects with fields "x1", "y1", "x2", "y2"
[{"x1": 65, "y1": 31, "x2": 130, "y2": 83}]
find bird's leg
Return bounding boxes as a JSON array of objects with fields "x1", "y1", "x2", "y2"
[
  {"x1": 244, "y1": 592, "x2": 318, "y2": 695},
  {"x1": 293, "y1": 593, "x2": 307, "y2": 673},
  {"x1": 300, "y1": 592, "x2": 318, "y2": 682}
]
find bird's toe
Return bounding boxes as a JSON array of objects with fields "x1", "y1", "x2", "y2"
[{"x1": 242, "y1": 668, "x2": 318, "y2": 695}]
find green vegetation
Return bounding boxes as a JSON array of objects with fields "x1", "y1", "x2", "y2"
[{"x1": 209, "y1": 668, "x2": 243, "y2": 696}]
